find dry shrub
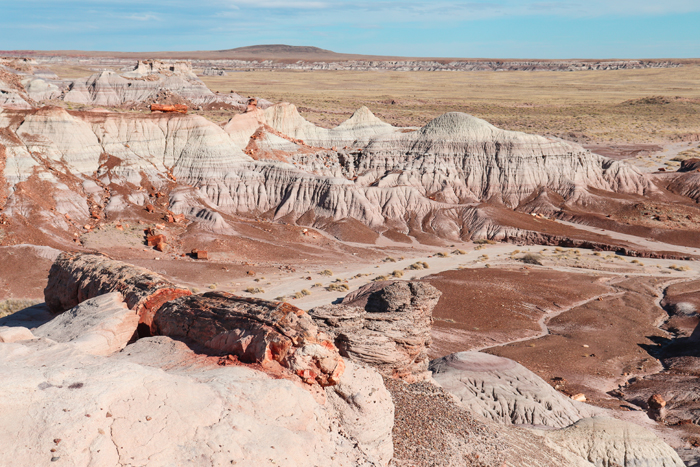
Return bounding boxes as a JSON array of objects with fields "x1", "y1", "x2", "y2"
[
  {"x1": 326, "y1": 283, "x2": 349, "y2": 292},
  {"x1": 0, "y1": 299, "x2": 40, "y2": 318},
  {"x1": 520, "y1": 253, "x2": 543, "y2": 266}
]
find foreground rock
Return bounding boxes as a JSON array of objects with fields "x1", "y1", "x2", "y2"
[
  {"x1": 33, "y1": 292, "x2": 137, "y2": 356},
  {"x1": 543, "y1": 417, "x2": 685, "y2": 467},
  {"x1": 430, "y1": 351, "x2": 601, "y2": 428},
  {"x1": 0, "y1": 335, "x2": 389, "y2": 466},
  {"x1": 155, "y1": 292, "x2": 345, "y2": 387},
  {"x1": 310, "y1": 281, "x2": 440, "y2": 382},
  {"x1": 44, "y1": 252, "x2": 191, "y2": 332}
]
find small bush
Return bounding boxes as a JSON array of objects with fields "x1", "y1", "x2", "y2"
[
  {"x1": 473, "y1": 239, "x2": 496, "y2": 245},
  {"x1": 326, "y1": 283, "x2": 349, "y2": 292},
  {"x1": 300, "y1": 289, "x2": 311, "y2": 296},
  {"x1": 383, "y1": 257, "x2": 397, "y2": 263},
  {"x1": 373, "y1": 275, "x2": 388, "y2": 282},
  {"x1": 319, "y1": 269, "x2": 333, "y2": 276},
  {"x1": 520, "y1": 253, "x2": 543, "y2": 266},
  {"x1": 451, "y1": 249, "x2": 467, "y2": 255},
  {"x1": 391, "y1": 270, "x2": 404, "y2": 278},
  {"x1": 312, "y1": 283, "x2": 323, "y2": 288},
  {"x1": 436, "y1": 252, "x2": 450, "y2": 258},
  {"x1": 208, "y1": 284, "x2": 217, "y2": 289},
  {"x1": 244, "y1": 287, "x2": 264, "y2": 294},
  {"x1": 669, "y1": 264, "x2": 691, "y2": 271}
]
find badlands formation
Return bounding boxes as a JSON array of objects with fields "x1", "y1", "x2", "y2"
[{"x1": 1, "y1": 55, "x2": 700, "y2": 466}]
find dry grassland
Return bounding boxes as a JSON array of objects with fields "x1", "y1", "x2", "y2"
[{"x1": 201, "y1": 67, "x2": 700, "y2": 143}]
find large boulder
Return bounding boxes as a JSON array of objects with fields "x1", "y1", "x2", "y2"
[
  {"x1": 154, "y1": 292, "x2": 345, "y2": 387},
  {"x1": 310, "y1": 280, "x2": 441, "y2": 382},
  {"x1": 44, "y1": 252, "x2": 191, "y2": 332}
]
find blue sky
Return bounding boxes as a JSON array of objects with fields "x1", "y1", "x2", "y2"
[{"x1": 2, "y1": 0, "x2": 699, "y2": 58}]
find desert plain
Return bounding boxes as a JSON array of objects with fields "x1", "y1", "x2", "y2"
[{"x1": 1, "y1": 46, "x2": 700, "y2": 466}]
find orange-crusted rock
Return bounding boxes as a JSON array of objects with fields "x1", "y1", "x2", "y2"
[
  {"x1": 44, "y1": 252, "x2": 191, "y2": 332},
  {"x1": 150, "y1": 104, "x2": 188, "y2": 114},
  {"x1": 147, "y1": 234, "x2": 166, "y2": 246},
  {"x1": 154, "y1": 292, "x2": 345, "y2": 387}
]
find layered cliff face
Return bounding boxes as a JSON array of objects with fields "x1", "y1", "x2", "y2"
[{"x1": 0, "y1": 101, "x2": 658, "y2": 245}]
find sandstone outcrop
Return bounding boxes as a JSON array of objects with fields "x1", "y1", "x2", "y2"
[
  {"x1": 63, "y1": 60, "x2": 253, "y2": 109},
  {"x1": 155, "y1": 292, "x2": 345, "y2": 387},
  {"x1": 310, "y1": 280, "x2": 440, "y2": 381},
  {"x1": 44, "y1": 252, "x2": 191, "y2": 331},
  {"x1": 0, "y1": 69, "x2": 32, "y2": 108},
  {"x1": 0, "y1": 335, "x2": 390, "y2": 466},
  {"x1": 0, "y1": 100, "x2": 665, "y2": 246},
  {"x1": 543, "y1": 417, "x2": 685, "y2": 467},
  {"x1": 327, "y1": 359, "x2": 395, "y2": 465},
  {"x1": 430, "y1": 351, "x2": 601, "y2": 427}
]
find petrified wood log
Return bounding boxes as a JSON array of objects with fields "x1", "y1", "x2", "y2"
[
  {"x1": 44, "y1": 252, "x2": 191, "y2": 331},
  {"x1": 150, "y1": 104, "x2": 188, "y2": 114},
  {"x1": 310, "y1": 281, "x2": 441, "y2": 382},
  {"x1": 154, "y1": 292, "x2": 345, "y2": 386}
]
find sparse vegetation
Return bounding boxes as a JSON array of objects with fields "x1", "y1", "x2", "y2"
[
  {"x1": 326, "y1": 283, "x2": 349, "y2": 292},
  {"x1": 390, "y1": 270, "x2": 404, "y2": 278},
  {"x1": 208, "y1": 283, "x2": 217, "y2": 289},
  {"x1": 312, "y1": 282, "x2": 323, "y2": 288},
  {"x1": 451, "y1": 249, "x2": 467, "y2": 255},
  {"x1": 0, "y1": 299, "x2": 41, "y2": 318},
  {"x1": 292, "y1": 290, "x2": 309, "y2": 299},
  {"x1": 519, "y1": 253, "x2": 543, "y2": 266},
  {"x1": 373, "y1": 275, "x2": 388, "y2": 281},
  {"x1": 473, "y1": 239, "x2": 496, "y2": 245},
  {"x1": 435, "y1": 252, "x2": 450, "y2": 258},
  {"x1": 407, "y1": 261, "x2": 429, "y2": 270},
  {"x1": 669, "y1": 264, "x2": 691, "y2": 271},
  {"x1": 319, "y1": 269, "x2": 333, "y2": 276},
  {"x1": 383, "y1": 257, "x2": 397, "y2": 263},
  {"x1": 244, "y1": 287, "x2": 264, "y2": 294}
]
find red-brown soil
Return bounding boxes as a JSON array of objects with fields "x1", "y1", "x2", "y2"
[
  {"x1": 423, "y1": 268, "x2": 611, "y2": 357},
  {"x1": 487, "y1": 276, "x2": 671, "y2": 409}
]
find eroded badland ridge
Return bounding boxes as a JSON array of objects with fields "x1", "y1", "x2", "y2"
[{"x1": 1, "y1": 48, "x2": 700, "y2": 466}]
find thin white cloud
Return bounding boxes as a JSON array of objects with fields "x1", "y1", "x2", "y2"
[{"x1": 125, "y1": 13, "x2": 162, "y2": 21}]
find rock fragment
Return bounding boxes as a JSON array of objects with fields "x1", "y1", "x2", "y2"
[
  {"x1": 647, "y1": 394, "x2": 667, "y2": 422},
  {"x1": 310, "y1": 280, "x2": 440, "y2": 382}
]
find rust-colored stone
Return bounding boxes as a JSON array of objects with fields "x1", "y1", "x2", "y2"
[
  {"x1": 145, "y1": 204, "x2": 155, "y2": 213},
  {"x1": 154, "y1": 292, "x2": 344, "y2": 387},
  {"x1": 44, "y1": 252, "x2": 191, "y2": 332},
  {"x1": 150, "y1": 104, "x2": 188, "y2": 114},
  {"x1": 147, "y1": 234, "x2": 166, "y2": 246}
]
